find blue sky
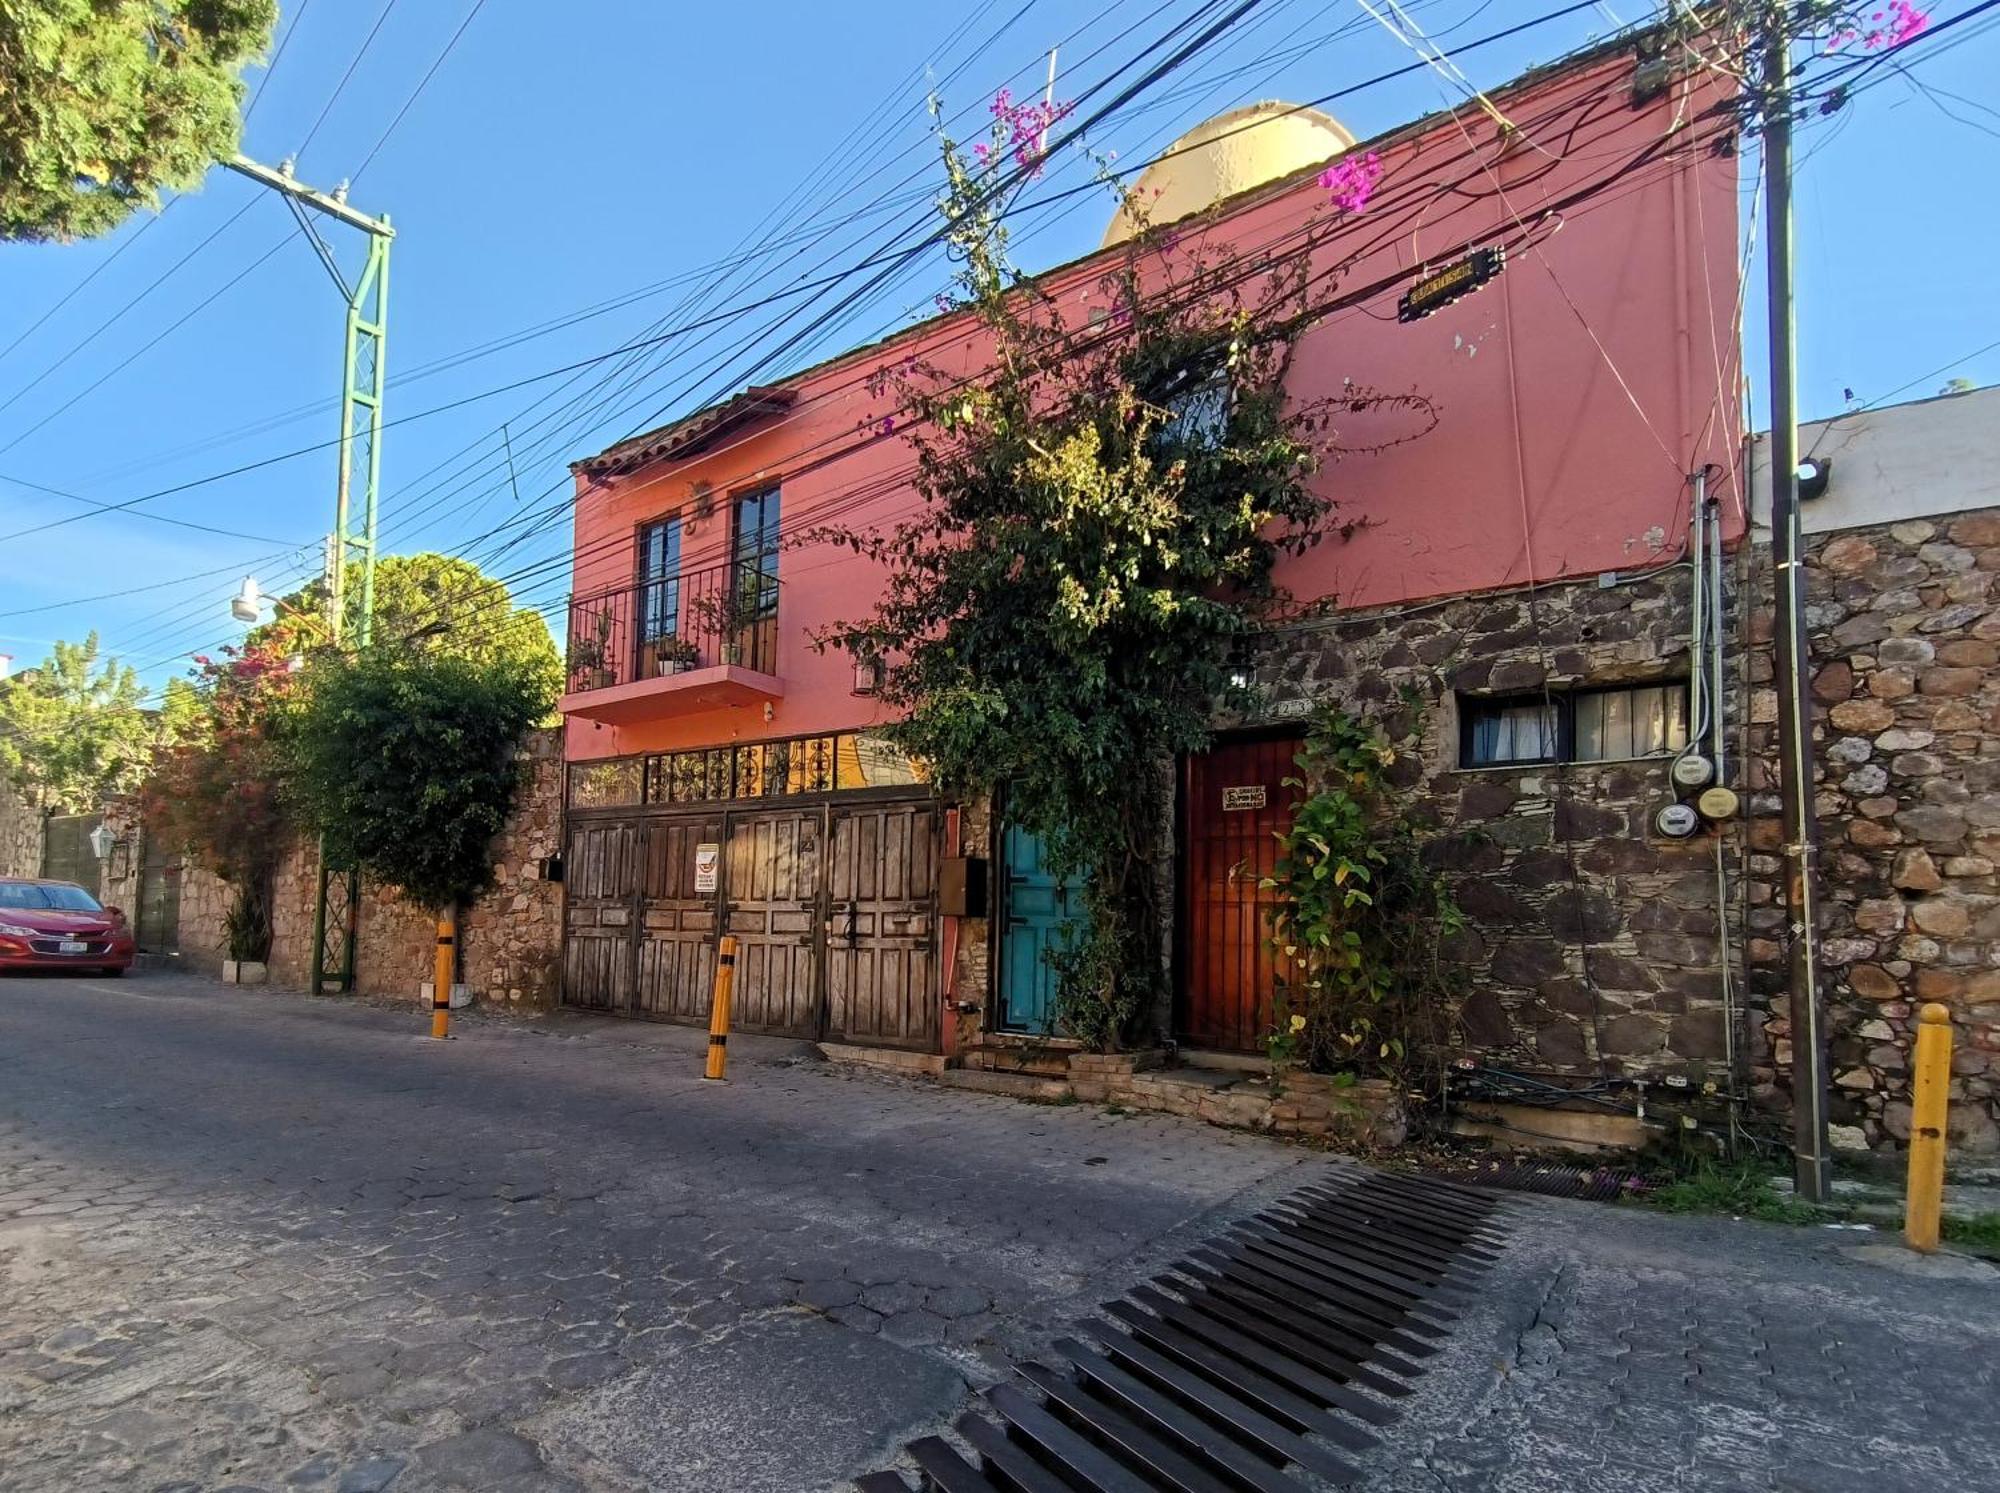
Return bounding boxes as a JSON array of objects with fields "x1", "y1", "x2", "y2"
[{"x1": 1, "y1": 0, "x2": 1996, "y2": 693}]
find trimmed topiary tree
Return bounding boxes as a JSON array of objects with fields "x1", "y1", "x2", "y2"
[{"x1": 285, "y1": 649, "x2": 553, "y2": 915}]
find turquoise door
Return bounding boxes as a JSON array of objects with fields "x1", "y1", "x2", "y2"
[{"x1": 999, "y1": 822, "x2": 1085, "y2": 1033}]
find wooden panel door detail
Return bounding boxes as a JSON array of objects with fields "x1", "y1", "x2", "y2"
[
  {"x1": 825, "y1": 802, "x2": 938, "y2": 1052},
  {"x1": 722, "y1": 807, "x2": 824, "y2": 1039},
  {"x1": 998, "y1": 822, "x2": 1084, "y2": 1033},
  {"x1": 633, "y1": 813, "x2": 724, "y2": 1022},
  {"x1": 1180, "y1": 733, "x2": 1304, "y2": 1053},
  {"x1": 562, "y1": 819, "x2": 639, "y2": 1013}
]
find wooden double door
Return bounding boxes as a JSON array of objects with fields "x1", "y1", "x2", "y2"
[{"x1": 562, "y1": 797, "x2": 939, "y2": 1050}]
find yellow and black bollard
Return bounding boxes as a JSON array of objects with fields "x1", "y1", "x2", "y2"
[
  {"x1": 431, "y1": 909, "x2": 456, "y2": 1041},
  {"x1": 704, "y1": 934, "x2": 737, "y2": 1081},
  {"x1": 1904, "y1": 1002, "x2": 1953, "y2": 1253}
]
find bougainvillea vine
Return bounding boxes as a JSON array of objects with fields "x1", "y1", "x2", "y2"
[{"x1": 1319, "y1": 151, "x2": 1384, "y2": 214}]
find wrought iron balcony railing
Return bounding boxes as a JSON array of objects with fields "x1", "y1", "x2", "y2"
[{"x1": 565, "y1": 560, "x2": 780, "y2": 695}]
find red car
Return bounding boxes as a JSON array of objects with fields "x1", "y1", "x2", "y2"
[{"x1": 0, "y1": 877, "x2": 136, "y2": 975}]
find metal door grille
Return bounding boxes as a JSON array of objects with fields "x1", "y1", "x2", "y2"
[{"x1": 856, "y1": 1166, "x2": 1505, "y2": 1491}]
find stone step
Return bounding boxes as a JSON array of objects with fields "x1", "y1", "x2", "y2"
[
  {"x1": 961, "y1": 1044, "x2": 1073, "y2": 1078},
  {"x1": 938, "y1": 1068, "x2": 1073, "y2": 1103}
]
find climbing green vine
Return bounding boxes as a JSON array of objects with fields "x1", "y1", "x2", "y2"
[{"x1": 1260, "y1": 705, "x2": 1462, "y2": 1083}]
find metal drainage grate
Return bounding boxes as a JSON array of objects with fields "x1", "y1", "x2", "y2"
[
  {"x1": 856, "y1": 1165, "x2": 1506, "y2": 1491},
  {"x1": 1460, "y1": 1161, "x2": 1643, "y2": 1203}
]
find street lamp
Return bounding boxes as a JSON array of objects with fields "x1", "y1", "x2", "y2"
[
  {"x1": 230, "y1": 576, "x2": 264, "y2": 623},
  {"x1": 226, "y1": 577, "x2": 327, "y2": 661}
]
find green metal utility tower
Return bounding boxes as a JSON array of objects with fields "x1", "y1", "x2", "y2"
[{"x1": 226, "y1": 154, "x2": 394, "y2": 994}]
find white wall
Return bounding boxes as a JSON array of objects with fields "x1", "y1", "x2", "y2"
[{"x1": 1748, "y1": 385, "x2": 2000, "y2": 537}]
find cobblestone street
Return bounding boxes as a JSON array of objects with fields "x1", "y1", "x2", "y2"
[{"x1": 3, "y1": 970, "x2": 1998, "y2": 1492}]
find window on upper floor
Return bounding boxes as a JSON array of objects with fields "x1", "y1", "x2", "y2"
[
  {"x1": 1148, "y1": 363, "x2": 1231, "y2": 454},
  {"x1": 636, "y1": 515, "x2": 682, "y2": 646},
  {"x1": 1459, "y1": 681, "x2": 1690, "y2": 769},
  {"x1": 732, "y1": 486, "x2": 781, "y2": 605}
]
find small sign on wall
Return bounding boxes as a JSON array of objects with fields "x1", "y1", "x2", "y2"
[
  {"x1": 1221, "y1": 785, "x2": 1267, "y2": 812},
  {"x1": 694, "y1": 843, "x2": 720, "y2": 893}
]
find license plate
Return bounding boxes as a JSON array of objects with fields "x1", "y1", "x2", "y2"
[{"x1": 58, "y1": 939, "x2": 87, "y2": 954}]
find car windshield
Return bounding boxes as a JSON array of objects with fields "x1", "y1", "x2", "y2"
[{"x1": 0, "y1": 882, "x2": 102, "y2": 912}]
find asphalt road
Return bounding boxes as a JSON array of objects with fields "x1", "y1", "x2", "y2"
[{"x1": 3, "y1": 969, "x2": 1997, "y2": 1492}]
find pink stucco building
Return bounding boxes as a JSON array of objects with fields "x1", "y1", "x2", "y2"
[{"x1": 555, "y1": 31, "x2": 1746, "y2": 1076}]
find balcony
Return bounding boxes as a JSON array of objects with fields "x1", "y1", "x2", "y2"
[{"x1": 560, "y1": 561, "x2": 782, "y2": 724}]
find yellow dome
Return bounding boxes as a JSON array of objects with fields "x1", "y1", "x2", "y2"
[{"x1": 1101, "y1": 101, "x2": 1357, "y2": 249}]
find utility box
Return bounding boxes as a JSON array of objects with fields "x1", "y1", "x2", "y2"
[{"x1": 937, "y1": 856, "x2": 988, "y2": 918}]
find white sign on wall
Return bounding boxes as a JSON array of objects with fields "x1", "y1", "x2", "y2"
[{"x1": 694, "y1": 843, "x2": 720, "y2": 894}]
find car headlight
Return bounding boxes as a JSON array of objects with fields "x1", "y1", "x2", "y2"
[{"x1": 0, "y1": 922, "x2": 37, "y2": 938}]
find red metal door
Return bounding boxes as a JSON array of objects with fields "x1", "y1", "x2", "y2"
[{"x1": 1179, "y1": 732, "x2": 1304, "y2": 1053}]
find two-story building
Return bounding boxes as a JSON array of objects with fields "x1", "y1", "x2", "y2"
[{"x1": 556, "y1": 26, "x2": 1746, "y2": 1088}]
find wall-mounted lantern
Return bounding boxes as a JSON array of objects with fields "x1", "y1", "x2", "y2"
[{"x1": 852, "y1": 654, "x2": 885, "y2": 696}]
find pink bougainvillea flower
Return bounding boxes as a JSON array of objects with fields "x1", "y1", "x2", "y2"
[{"x1": 1319, "y1": 151, "x2": 1383, "y2": 214}]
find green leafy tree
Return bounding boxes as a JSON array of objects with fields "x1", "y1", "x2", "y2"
[
  {"x1": 286, "y1": 649, "x2": 553, "y2": 913},
  {"x1": 0, "y1": 0, "x2": 278, "y2": 241},
  {"x1": 254, "y1": 552, "x2": 562, "y2": 708},
  {"x1": 0, "y1": 632, "x2": 153, "y2": 809},
  {"x1": 815, "y1": 101, "x2": 1433, "y2": 1049}
]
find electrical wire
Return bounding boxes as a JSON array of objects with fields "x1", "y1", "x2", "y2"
[{"x1": 62, "y1": 0, "x2": 1744, "y2": 672}]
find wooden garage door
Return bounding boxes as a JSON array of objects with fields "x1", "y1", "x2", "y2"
[
  {"x1": 633, "y1": 813, "x2": 724, "y2": 1022},
  {"x1": 563, "y1": 796, "x2": 939, "y2": 1047},
  {"x1": 721, "y1": 807, "x2": 825, "y2": 1039},
  {"x1": 1179, "y1": 732, "x2": 1304, "y2": 1053},
  {"x1": 825, "y1": 801, "x2": 938, "y2": 1051},
  {"x1": 562, "y1": 819, "x2": 639, "y2": 1013}
]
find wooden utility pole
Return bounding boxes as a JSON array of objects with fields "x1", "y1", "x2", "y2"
[{"x1": 1761, "y1": 8, "x2": 1832, "y2": 1203}]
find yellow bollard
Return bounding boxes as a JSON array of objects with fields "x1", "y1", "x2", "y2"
[
  {"x1": 1904, "y1": 1001, "x2": 1953, "y2": 1253},
  {"x1": 704, "y1": 935, "x2": 737, "y2": 1081},
  {"x1": 431, "y1": 909, "x2": 455, "y2": 1041}
]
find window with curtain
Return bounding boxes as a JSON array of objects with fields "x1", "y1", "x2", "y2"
[{"x1": 1460, "y1": 682, "x2": 1689, "y2": 768}]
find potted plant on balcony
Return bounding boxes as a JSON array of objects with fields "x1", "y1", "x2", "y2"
[
  {"x1": 690, "y1": 579, "x2": 770, "y2": 668},
  {"x1": 569, "y1": 611, "x2": 615, "y2": 690},
  {"x1": 649, "y1": 633, "x2": 700, "y2": 677}
]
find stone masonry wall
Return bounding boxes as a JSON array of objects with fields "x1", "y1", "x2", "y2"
[
  {"x1": 0, "y1": 775, "x2": 40, "y2": 879},
  {"x1": 1745, "y1": 510, "x2": 2000, "y2": 1153},
  {"x1": 177, "y1": 730, "x2": 564, "y2": 1009},
  {"x1": 1241, "y1": 563, "x2": 1747, "y2": 1084}
]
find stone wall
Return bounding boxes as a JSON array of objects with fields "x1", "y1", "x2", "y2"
[
  {"x1": 0, "y1": 775, "x2": 40, "y2": 879},
  {"x1": 1242, "y1": 563, "x2": 1746, "y2": 1084},
  {"x1": 176, "y1": 730, "x2": 565, "y2": 1009},
  {"x1": 1745, "y1": 510, "x2": 2000, "y2": 1153}
]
